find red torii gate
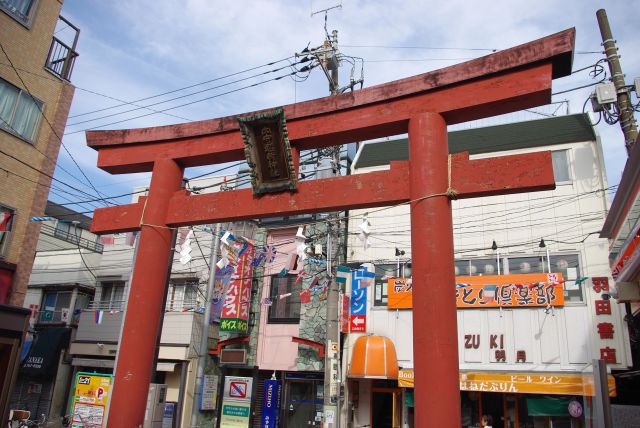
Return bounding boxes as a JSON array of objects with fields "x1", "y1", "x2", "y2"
[{"x1": 87, "y1": 29, "x2": 575, "y2": 427}]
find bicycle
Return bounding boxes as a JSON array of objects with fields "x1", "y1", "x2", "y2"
[{"x1": 7, "y1": 410, "x2": 46, "y2": 427}]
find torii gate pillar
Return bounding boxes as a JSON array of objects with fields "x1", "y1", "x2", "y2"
[{"x1": 409, "y1": 113, "x2": 460, "y2": 426}]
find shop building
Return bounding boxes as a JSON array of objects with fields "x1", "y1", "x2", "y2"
[
  {"x1": 0, "y1": 0, "x2": 79, "y2": 420},
  {"x1": 599, "y1": 133, "x2": 640, "y2": 415},
  {"x1": 343, "y1": 114, "x2": 631, "y2": 427}
]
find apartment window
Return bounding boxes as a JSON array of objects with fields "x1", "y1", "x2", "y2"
[
  {"x1": 373, "y1": 264, "x2": 396, "y2": 307},
  {"x1": 99, "y1": 281, "x2": 126, "y2": 310},
  {"x1": 268, "y1": 275, "x2": 301, "y2": 323},
  {"x1": 166, "y1": 279, "x2": 198, "y2": 311},
  {"x1": 40, "y1": 291, "x2": 71, "y2": 323},
  {"x1": 551, "y1": 150, "x2": 571, "y2": 184},
  {"x1": 0, "y1": 205, "x2": 15, "y2": 258},
  {"x1": 0, "y1": 0, "x2": 37, "y2": 25},
  {"x1": 0, "y1": 77, "x2": 43, "y2": 142}
]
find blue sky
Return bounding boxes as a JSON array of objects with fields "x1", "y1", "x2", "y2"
[{"x1": 53, "y1": 0, "x2": 639, "y2": 214}]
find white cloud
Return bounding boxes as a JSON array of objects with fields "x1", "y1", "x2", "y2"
[{"x1": 56, "y1": 0, "x2": 638, "y2": 205}]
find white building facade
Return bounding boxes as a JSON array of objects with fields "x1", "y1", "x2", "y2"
[{"x1": 343, "y1": 114, "x2": 632, "y2": 428}]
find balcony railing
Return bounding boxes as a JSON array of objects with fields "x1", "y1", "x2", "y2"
[
  {"x1": 86, "y1": 299, "x2": 201, "y2": 312},
  {"x1": 45, "y1": 227, "x2": 104, "y2": 253},
  {"x1": 36, "y1": 309, "x2": 79, "y2": 325},
  {"x1": 45, "y1": 16, "x2": 79, "y2": 81}
]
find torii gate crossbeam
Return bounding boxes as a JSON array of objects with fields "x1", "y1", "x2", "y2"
[{"x1": 87, "y1": 29, "x2": 575, "y2": 427}]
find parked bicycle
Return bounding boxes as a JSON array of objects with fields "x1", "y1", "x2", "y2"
[{"x1": 7, "y1": 410, "x2": 46, "y2": 428}]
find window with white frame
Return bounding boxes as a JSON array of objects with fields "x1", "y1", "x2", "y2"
[
  {"x1": 551, "y1": 150, "x2": 571, "y2": 184},
  {"x1": 0, "y1": 0, "x2": 38, "y2": 25},
  {"x1": 166, "y1": 279, "x2": 199, "y2": 311},
  {"x1": 0, "y1": 77, "x2": 43, "y2": 143}
]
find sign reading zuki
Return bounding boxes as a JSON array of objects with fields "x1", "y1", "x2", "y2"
[{"x1": 238, "y1": 108, "x2": 297, "y2": 196}]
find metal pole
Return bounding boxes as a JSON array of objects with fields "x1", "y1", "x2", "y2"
[
  {"x1": 593, "y1": 359, "x2": 613, "y2": 428},
  {"x1": 596, "y1": 9, "x2": 638, "y2": 155},
  {"x1": 546, "y1": 246, "x2": 551, "y2": 274},
  {"x1": 190, "y1": 223, "x2": 222, "y2": 427}
]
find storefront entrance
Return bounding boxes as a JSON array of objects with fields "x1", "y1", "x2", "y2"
[
  {"x1": 283, "y1": 373, "x2": 323, "y2": 427},
  {"x1": 371, "y1": 387, "x2": 402, "y2": 428}
]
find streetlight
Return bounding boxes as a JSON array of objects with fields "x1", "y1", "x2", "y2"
[
  {"x1": 539, "y1": 238, "x2": 551, "y2": 273},
  {"x1": 491, "y1": 240, "x2": 501, "y2": 275},
  {"x1": 395, "y1": 247, "x2": 405, "y2": 277}
]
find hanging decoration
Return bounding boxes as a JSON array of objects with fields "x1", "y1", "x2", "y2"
[
  {"x1": 178, "y1": 229, "x2": 194, "y2": 265},
  {"x1": 358, "y1": 215, "x2": 371, "y2": 250}
]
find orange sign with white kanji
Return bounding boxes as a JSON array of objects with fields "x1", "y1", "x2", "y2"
[{"x1": 388, "y1": 273, "x2": 564, "y2": 309}]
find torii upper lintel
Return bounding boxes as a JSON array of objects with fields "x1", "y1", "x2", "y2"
[
  {"x1": 86, "y1": 28, "x2": 574, "y2": 174},
  {"x1": 89, "y1": 29, "x2": 575, "y2": 428}
]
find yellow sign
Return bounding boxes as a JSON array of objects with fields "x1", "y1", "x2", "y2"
[
  {"x1": 397, "y1": 369, "x2": 616, "y2": 396},
  {"x1": 398, "y1": 369, "x2": 414, "y2": 388},
  {"x1": 388, "y1": 273, "x2": 565, "y2": 309},
  {"x1": 71, "y1": 372, "x2": 112, "y2": 427}
]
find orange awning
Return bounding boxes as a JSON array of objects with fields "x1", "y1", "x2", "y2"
[{"x1": 349, "y1": 335, "x2": 398, "y2": 379}]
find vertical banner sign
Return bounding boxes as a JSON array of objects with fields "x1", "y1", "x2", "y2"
[
  {"x1": 221, "y1": 376, "x2": 253, "y2": 428},
  {"x1": 350, "y1": 268, "x2": 369, "y2": 332},
  {"x1": 260, "y1": 379, "x2": 281, "y2": 428},
  {"x1": 211, "y1": 265, "x2": 234, "y2": 323},
  {"x1": 221, "y1": 244, "x2": 255, "y2": 333},
  {"x1": 339, "y1": 294, "x2": 350, "y2": 333},
  {"x1": 200, "y1": 374, "x2": 219, "y2": 411},
  {"x1": 70, "y1": 372, "x2": 112, "y2": 428}
]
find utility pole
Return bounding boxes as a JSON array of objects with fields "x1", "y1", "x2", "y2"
[
  {"x1": 597, "y1": 8, "x2": 638, "y2": 155},
  {"x1": 190, "y1": 223, "x2": 222, "y2": 427},
  {"x1": 309, "y1": 7, "x2": 342, "y2": 427}
]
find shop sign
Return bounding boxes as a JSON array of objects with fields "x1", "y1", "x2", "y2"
[
  {"x1": 568, "y1": 400, "x2": 583, "y2": 417},
  {"x1": 221, "y1": 402, "x2": 251, "y2": 428},
  {"x1": 71, "y1": 372, "x2": 112, "y2": 428},
  {"x1": 260, "y1": 379, "x2": 281, "y2": 428},
  {"x1": 611, "y1": 229, "x2": 640, "y2": 279},
  {"x1": 398, "y1": 369, "x2": 414, "y2": 388},
  {"x1": 221, "y1": 376, "x2": 253, "y2": 428},
  {"x1": 221, "y1": 244, "x2": 255, "y2": 333},
  {"x1": 350, "y1": 268, "x2": 370, "y2": 332},
  {"x1": 200, "y1": 374, "x2": 219, "y2": 411},
  {"x1": 397, "y1": 370, "x2": 616, "y2": 396},
  {"x1": 339, "y1": 294, "x2": 350, "y2": 333},
  {"x1": 590, "y1": 277, "x2": 619, "y2": 364},
  {"x1": 238, "y1": 108, "x2": 297, "y2": 196},
  {"x1": 459, "y1": 372, "x2": 616, "y2": 396},
  {"x1": 388, "y1": 273, "x2": 565, "y2": 310}
]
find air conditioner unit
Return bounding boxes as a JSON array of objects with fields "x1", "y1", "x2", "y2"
[{"x1": 220, "y1": 348, "x2": 247, "y2": 365}]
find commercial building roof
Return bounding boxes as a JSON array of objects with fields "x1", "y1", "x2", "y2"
[{"x1": 354, "y1": 113, "x2": 596, "y2": 169}]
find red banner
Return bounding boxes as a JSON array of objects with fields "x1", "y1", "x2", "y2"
[{"x1": 220, "y1": 243, "x2": 255, "y2": 333}]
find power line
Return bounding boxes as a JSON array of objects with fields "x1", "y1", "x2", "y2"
[
  {"x1": 68, "y1": 55, "x2": 299, "y2": 119},
  {"x1": 65, "y1": 60, "x2": 309, "y2": 128},
  {"x1": 63, "y1": 69, "x2": 310, "y2": 136}
]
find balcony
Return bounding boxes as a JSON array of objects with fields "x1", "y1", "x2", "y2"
[
  {"x1": 75, "y1": 301, "x2": 204, "y2": 346},
  {"x1": 45, "y1": 16, "x2": 79, "y2": 81},
  {"x1": 39, "y1": 223, "x2": 103, "y2": 253}
]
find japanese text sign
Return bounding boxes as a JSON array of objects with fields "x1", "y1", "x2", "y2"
[
  {"x1": 221, "y1": 243, "x2": 255, "y2": 333},
  {"x1": 387, "y1": 273, "x2": 564, "y2": 310}
]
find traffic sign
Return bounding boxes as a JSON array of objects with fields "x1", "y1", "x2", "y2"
[{"x1": 350, "y1": 315, "x2": 366, "y2": 332}]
